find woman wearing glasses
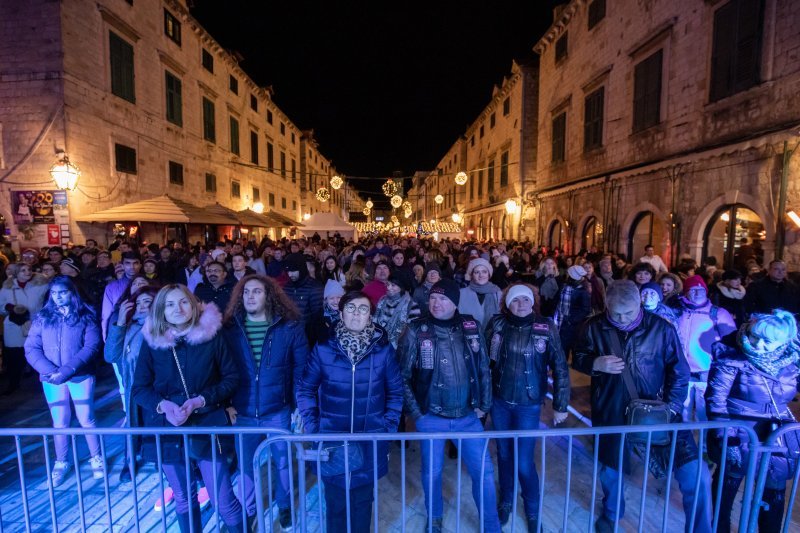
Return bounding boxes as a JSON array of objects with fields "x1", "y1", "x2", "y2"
[{"x1": 296, "y1": 290, "x2": 404, "y2": 533}]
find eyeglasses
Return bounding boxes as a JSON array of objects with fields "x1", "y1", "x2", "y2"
[{"x1": 343, "y1": 303, "x2": 371, "y2": 315}]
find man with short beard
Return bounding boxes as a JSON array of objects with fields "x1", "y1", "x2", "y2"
[
  {"x1": 573, "y1": 280, "x2": 712, "y2": 533},
  {"x1": 193, "y1": 261, "x2": 234, "y2": 311},
  {"x1": 745, "y1": 259, "x2": 800, "y2": 315},
  {"x1": 223, "y1": 275, "x2": 308, "y2": 531}
]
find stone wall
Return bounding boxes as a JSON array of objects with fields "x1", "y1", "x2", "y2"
[{"x1": 533, "y1": 0, "x2": 800, "y2": 269}]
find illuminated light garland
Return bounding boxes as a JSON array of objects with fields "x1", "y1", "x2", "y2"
[
  {"x1": 401, "y1": 200, "x2": 412, "y2": 212},
  {"x1": 363, "y1": 207, "x2": 371, "y2": 216},
  {"x1": 366, "y1": 199, "x2": 374, "y2": 209},
  {"x1": 434, "y1": 194, "x2": 444, "y2": 204},
  {"x1": 390, "y1": 195, "x2": 403, "y2": 208},
  {"x1": 316, "y1": 187, "x2": 330, "y2": 202},
  {"x1": 455, "y1": 171, "x2": 468, "y2": 185},
  {"x1": 382, "y1": 179, "x2": 399, "y2": 197},
  {"x1": 330, "y1": 175, "x2": 343, "y2": 190}
]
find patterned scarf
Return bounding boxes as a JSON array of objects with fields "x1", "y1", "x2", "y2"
[
  {"x1": 335, "y1": 320, "x2": 376, "y2": 364},
  {"x1": 606, "y1": 308, "x2": 644, "y2": 332},
  {"x1": 738, "y1": 327, "x2": 800, "y2": 376}
]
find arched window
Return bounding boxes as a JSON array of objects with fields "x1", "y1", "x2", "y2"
[
  {"x1": 581, "y1": 216, "x2": 598, "y2": 251},
  {"x1": 500, "y1": 213, "x2": 507, "y2": 240},
  {"x1": 548, "y1": 220, "x2": 562, "y2": 250},
  {"x1": 478, "y1": 216, "x2": 485, "y2": 240},
  {"x1": 628, "y1": 211, "x2": 666, "y2": 263},
  {"x1": 489, "y1": 217, "x2": 496, "y2": 240},
  {"x1": 703, "y1": 204, "x2": 764, "y2": 270}
]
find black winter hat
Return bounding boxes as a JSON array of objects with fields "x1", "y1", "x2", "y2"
[
  {"x1": 430, "y1": 278, "x2": 460, "y2": 306},
  {"x1": 387, "y1": 272, "x2": 411, "y2": 293}
]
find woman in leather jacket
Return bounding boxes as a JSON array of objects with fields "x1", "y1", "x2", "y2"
[
  {"x1": 485, "y1": 283, "x2": 570, "y2": 530},
  {"x1": 706, "y1": 309, "x2": 800, "y2": 533}
]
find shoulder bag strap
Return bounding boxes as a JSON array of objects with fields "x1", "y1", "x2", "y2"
[
  {"x1": 607, "y1": 329, "x2": 639, "y2": 401},
  {"x1": 170, "y1": 345, "x2": 192, "y2": 399}
]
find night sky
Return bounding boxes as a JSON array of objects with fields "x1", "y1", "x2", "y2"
[{"x1": 190, "y1": 1, "x2": 557, "y2": 200}]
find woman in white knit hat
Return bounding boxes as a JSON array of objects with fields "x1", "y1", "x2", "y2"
[{"x1": 458, "y1": 258, "x2": 503, "y2": 327}]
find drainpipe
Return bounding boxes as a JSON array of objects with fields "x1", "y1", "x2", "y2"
[{"x1": 775, "y1": 140, "x2": 797, "y2": 260}]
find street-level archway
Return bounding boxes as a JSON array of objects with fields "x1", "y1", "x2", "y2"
[
  {"x1": 627, "y1": 211, "x2": 667, "y2": 263},
  {"x1": 489, "y1": 217, "x2": 496, "y2": 241},
  {"x1": 581, "y1": 216, "x2": 599, "y2": 251},
  {"x1": 548, "y1": 219, "x2": 563, "y2": 250},
  {"x1": 703, "y1": 203, "x2": 765, "y2": 270}
]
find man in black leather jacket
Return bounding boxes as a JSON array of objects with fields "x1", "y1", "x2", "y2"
[
  {"x1": 398, "y1": 278, "x2": 500, "y2": 533},
  {"x1": 485, "y1": 283, "x2": 570, "y2": 530},
  {"x1": 573, "y1": 280, "x2": 712, "y2": 533}
]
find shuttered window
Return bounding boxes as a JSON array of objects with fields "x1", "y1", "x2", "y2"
[
  {"x1": 109, "y1": 31, "x2": 135, "y2": 102},
  {"x1": 552, "y1": 112, "x2": 567, "y2": 163},
  {"x1": 229, "y1": 117, "x2": 240, "y2": 155},
  {"x1": 710, "y1": 0, "x2": 764, "y2": 101},
  {"x1": 584, "y1": 87, "x2": 604, "y2": 150},
  {"x1": 633, "y1": 50, "x2": 662, "y2": 132},
  {"x1": 202, "y1": 97, "x2": 215, "y2": 142},
  {"x1": 165, "y1": 71, "x2": 182, "y2": 126}
]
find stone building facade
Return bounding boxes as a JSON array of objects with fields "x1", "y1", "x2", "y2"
[
  {"x1": 422, "y1": 60, "x2": 539, "y2": 241},
  {"x1": 0, "y1": 0, "x2": 318, "y2": 247},
  {"x1": 533, "y1": 0, "x2": 800, "y2": 269}
]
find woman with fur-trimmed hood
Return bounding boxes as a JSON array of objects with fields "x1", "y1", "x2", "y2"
[
  {"x1": 0, "y1": 263, "x2": 49, "y2": 394},
  {"x1": 132, "y1": 284, "x2": 243, "y2": 533}
]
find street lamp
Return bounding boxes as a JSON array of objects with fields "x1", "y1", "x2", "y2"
[
  {"x1": 252, "y1": 202, "x2": 264, "y2": 213},
  {"x1": 50, "y1": 152, "x2": 80, "y2": 190},
  {"x1": 505, "y1": 198, "x2": 520, "y2": 214},
  {"x1": 303, "y1": 212, "x2": 311, "y2": 220}
]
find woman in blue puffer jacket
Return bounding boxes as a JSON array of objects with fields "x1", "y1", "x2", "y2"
[
  {"x1": 706, "y1": 309, "x2": 800, "y2": 533},
  {"x1": 24, "y1": 275, "x2": 103, "y2": 487},
  {"x1": 296, "y1": 290, "x2": 404, "y2": 533}
]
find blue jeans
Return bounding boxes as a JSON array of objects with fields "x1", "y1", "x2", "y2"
[
  {"x1": 599, "y1": 459, "x2": 712, "y2": 533},
  {"x1": 235, "y1": 409, "x2": 291, "y2": 515},
  {"x1": 323, "y1": 480, "x2": 374, "y2": 533},
  {"x1": 491, "y1": 400, "x2": 541, "y2": 519},
  {"x1": 42, "y1": 377, "x2": 100, "y2": 461},
  {"x1": 415, "y1": 412, "x2": 501, "y2": 532}
]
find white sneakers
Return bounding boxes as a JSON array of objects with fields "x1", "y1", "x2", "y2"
[
  {"x1": 88, "y1": 455, "x2": 105, "y2": 480},
  {"x1": 51, "y1": 456, "x2": 104, "y2": 487},
  {"x1": 51, "y1": 461, "x2": 71, "y2": 487}
]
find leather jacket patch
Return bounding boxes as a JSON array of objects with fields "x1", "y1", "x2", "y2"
[{"x1": 533, "y1": 335, "x2": 548, "y2": 354}]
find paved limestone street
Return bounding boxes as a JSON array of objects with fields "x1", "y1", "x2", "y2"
[{"x1": 0, "y1": 363, "x2": 797, "y2": 532}]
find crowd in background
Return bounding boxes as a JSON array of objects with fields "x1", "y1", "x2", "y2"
[{"x1": 0, "y1": 232, "x2": 797, "y2": 533}]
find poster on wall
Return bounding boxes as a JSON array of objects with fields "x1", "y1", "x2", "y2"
[
  {"x1": 12, "y1": 190, "x2": 68, "y2": 225},
  {"x1": 11, "y1": 190, "x2": 70, "y2": 250}
]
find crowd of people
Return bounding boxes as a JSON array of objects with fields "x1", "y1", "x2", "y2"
[{"x1": 0, "y1": 233, "x2": 797, "y2": 533}]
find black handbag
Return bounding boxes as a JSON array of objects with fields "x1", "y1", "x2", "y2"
[{"x1": 608, "y1": 332, "x2": 672, "y2": 446}]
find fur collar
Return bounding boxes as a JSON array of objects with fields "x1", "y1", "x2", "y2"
[
  {"x1": 142, "y1": 303, "x2": 222, "y2": 349},
  {"x1": 716, "y1": 282, "x2": 746, "y2": 300},
  {"x1": 3, "y1": 273, "x2": 49, "y2": 289}
]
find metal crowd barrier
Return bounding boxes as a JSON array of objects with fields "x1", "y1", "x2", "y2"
[
  {"x1": 259, "y1": 421, "x2": 762, "y2": 533},
  {"x1": 748, "y1": 422, "x2": 800, "y2": 533},
  {"x1": 0, "y1": 422, "x2": 797, "y2": 532},
  {"x1": 0, "y1": 426, "x2": 289, "y2": 533}
]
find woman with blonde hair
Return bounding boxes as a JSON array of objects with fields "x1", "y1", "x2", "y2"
[
  {"x1": 132, "y1": 284, "x2": 243, "y2": 533},
  {"x1": 706, "y1": 309, "x2": 800, "y2": 532}
]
